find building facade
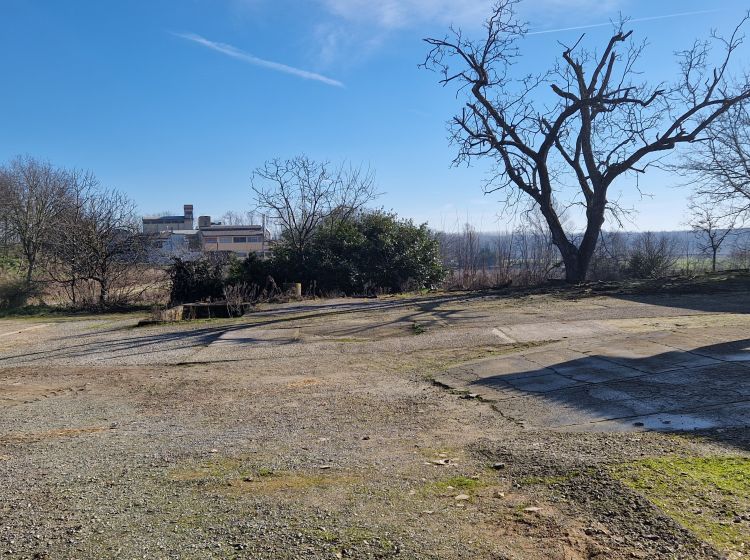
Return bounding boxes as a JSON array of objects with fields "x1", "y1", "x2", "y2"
[
  {"x1": 142, "y1": 204, "x2": 194, "y2": 234},
  {"x1": 141, "y1": 205, "x2": 271, "y2": 259},
  {"x1": 198, "y1": 218, "x2": 271, "y2": 258}
]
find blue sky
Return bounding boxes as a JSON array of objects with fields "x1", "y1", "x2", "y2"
[{"x1": 1, "y1": 0, "x2": 748, "y2": 232}]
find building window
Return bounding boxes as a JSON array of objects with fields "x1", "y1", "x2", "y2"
[
  {"x1": 203, "y1": 237, "x2": 218, "y2": 244},
  {"x1": 233, "y1": 236, "x2": 247, "y2": 243},
  {"x1": 219, "y1": 236, "x2": 233, "y2": 243},
  {"x1": 248, "y1": 235, "x2": 263, "y2": 243},
  {"x1": 237, "y1": 252, "x2": 248, "y2": 257}
]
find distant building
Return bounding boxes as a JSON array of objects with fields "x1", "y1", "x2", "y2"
[
  {"x1": 198, "y1": 215, "x2": 272, "y2": 258},
  {"x1": 142, "y1": 204, "x2": 194, "y2": 234},
  {"x1": 141, "y1": 206, "x2": 272, "y2": 259}
]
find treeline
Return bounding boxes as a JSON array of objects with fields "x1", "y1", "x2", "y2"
[
  {"x1": 439, "y1": 218, "x2": 750, "y2": 290},
  {"x1": 0, "y1": 156, "x2": 146, "y2": 308}
]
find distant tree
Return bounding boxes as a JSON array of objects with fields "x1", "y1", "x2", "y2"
[
  {"x1": 251, "y1": 156, "x2": 378, "y2": 264},
  {"x1": 627, "y1": 232, "x2": 678, "y2": 279},
  {"x1": 0, "y1": 156, "x2": 69, "y2": 286},
  {"x1": 588, "y1": 230, "x2": 629, "y2": 281},
  {"x1": 51, "y1": 183, "x2": 144, "y2": 307},
  {"x1": 687, "y1": 197, "x2": 737, "y2": 272},
  {"x1": 423, "y1": 0, "x2": 750, "y2": 282},
  {"x1": 221, "y1": 210, "x2": 257, "y2": 226},
  {"x1": 456, "y1": 223, "x2": 480, "y2": 287}
]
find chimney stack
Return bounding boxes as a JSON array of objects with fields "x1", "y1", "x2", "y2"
[{"x1": 183, "y1": 204, "x2": 194, "y2": 229}]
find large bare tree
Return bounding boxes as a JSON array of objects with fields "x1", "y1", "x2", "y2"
[
  {"x1": 423, "y1": 0, "x2": 750, "y2": 282},
  {"x1": 251, "y1": 156, "x2": 378, "y2": 260}
]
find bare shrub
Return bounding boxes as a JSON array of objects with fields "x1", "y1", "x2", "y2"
[
  {"x1": 587, "y1": 231, "x2": 629, "y2": 281},
  {"x1": 627, "y1": 232, "x2": 679, "y2": 279},
  {"x1": 223, "y1": 282, "x2": 258, "y2": 317}
]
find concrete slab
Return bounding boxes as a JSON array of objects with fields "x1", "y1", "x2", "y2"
[
  {"x1": 492, "y1": 320, "x2": 622, "y2": 343},
  {"x1": 439, "y1": 322, "x2": 750, "y2": 432}
]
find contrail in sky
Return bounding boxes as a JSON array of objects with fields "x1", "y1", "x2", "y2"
[
  {"x1": 527, "y1": 9, "x2": 721, "y2": 36},
  {"x1": 173, "y1": 32, "x2": 344, "y2": 88}
]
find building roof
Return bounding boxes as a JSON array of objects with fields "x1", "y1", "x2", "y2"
[
  {"x1": 143, "y1": 216, "x2": 189, "y2": 222},
  {"x1": 199, "y1": 225, "x2": 265, "y2": 232}
]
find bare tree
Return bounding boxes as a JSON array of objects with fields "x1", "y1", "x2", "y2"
[
  {"x1": 221, "y1": 210, "x2": 257, "y2": 226},
  {"x1": 627, "y1": 232, "x2": 678, "y2": 279},
  {"x1": 78, "y1": 187, "x2": 144, "y2": 306},
  {"x1": 687, "y1": 196, "x2": 737, "y2": 272},
  {"x1": 456, "y1": 222, "x2": 480, "y2": 287},
  {"x1": 514, "y1": 207, "x2": 561, "y2": 284},
  {"x1": 682, "y1": 103, "x2": 750, "y2": 219},
  {"x1": 588, "y1": 230, "x2": 629, "y2": 281},
  {"x1": 47, "y1": 180, "x2": 143, "y2": 307},
  {"x1": 0, "y1": 156, "x2": 70, "y2": 285},
  {"x1": 251, "y1": 156, "x2": 378, "y2": 260},
  {"x1": 423, "y1": 0, "x2": 750, "y2": 282},
  {"x1": 42, "y1": 169, "x2": 99, "y2": 305}
]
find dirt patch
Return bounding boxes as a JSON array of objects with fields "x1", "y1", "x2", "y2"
[{"x1": 0, "y1": 382, "x2": 84, "y2": 407}]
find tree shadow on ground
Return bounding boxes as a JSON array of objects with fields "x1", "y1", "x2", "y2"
[
  {"x1": 0, "y1": 292, "x2": 494, "y2": 365},
  {"x1": 468, "y1": 338, "x2": 750, "y2": 452}
]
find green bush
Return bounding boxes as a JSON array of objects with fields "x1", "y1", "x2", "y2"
[
  {"x1": 266, "y1": 210, "x2": 446, "y2": 295},
  {"x1": 227, "y1": 252, "x2": 272, "y2": 287},
  {"x1": 168, "y1": 257, "x2": 226, "y2": 305}
]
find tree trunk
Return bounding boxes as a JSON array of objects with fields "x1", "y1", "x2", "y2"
[
  {"x1": 99, "y1": 278, "x2": 107, "y2": 307},
  {"x1": 560, "y1": 248, "x2": 587, "y2": 283},
  {"x1": 541, "y1": 197, "x2": 605, "y2": 284},
  {"x1": 24, "y1": 256, "x2": 34, "y2": 286},
  {"x1": 712, "y1": 249, "x2": 718, "y2": 273}
]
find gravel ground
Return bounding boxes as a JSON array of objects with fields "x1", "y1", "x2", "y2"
[{"x1": 1, "y1": 291, "x2": 749, "y2": 559}]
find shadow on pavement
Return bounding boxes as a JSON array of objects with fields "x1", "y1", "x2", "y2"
[{"x1": 468, "y1": 338, "x2": 750, "y2": 451}]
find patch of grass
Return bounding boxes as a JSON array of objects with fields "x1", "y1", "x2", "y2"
[
  {"x1": 421, "y1": 475, "x2": 486, "y2": 501},
  {"x1": 610, "y1": 456, "x2": 750, "y2": 556},
  {"x1": 411, "y1": 322, "x2": 426, "y2": 335},
  {"x1": 169, "y1": 456, "x2": 255, "y2": 482},
  {"x1": 170, "y1": 457, "x2": 359, "y2": 496}
]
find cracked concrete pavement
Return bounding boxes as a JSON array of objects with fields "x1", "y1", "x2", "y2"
[{"x1": 436, "y1": 301, "x2": 750, "y2": 432}]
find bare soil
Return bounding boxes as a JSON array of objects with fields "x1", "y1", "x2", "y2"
[{"x1": 1, "y1": 287, "x2": 749, "y2": 559}]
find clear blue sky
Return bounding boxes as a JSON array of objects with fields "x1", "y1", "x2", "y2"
[{"x1": 1, "y1": 0, "x2": 748, "y2": 232}]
